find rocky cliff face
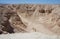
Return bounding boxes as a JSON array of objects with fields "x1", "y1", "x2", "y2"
[{"x1": 0, "y1": 4, "x2": 60, "y2": 35}]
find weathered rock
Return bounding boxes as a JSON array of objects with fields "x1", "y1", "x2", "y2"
[{"x1": 0, "y1": 4, "x2": 60, "y2": 35}]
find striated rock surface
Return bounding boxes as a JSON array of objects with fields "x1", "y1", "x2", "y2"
[{"x1": 0, "y1": 4, "x2": 60, "y2": 35}]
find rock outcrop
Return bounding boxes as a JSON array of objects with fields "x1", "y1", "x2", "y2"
[{"x1": 0, "y1": 4, "x2": 60, "y2": 35}]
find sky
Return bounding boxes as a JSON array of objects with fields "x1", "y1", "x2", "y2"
[{"x1": 0, "y1": 0, "x2": 60, "y2": 4}]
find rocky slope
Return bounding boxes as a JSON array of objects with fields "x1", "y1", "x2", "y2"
[{"x1": 0, "y1": 4, "x2": 60, "y2": 35}]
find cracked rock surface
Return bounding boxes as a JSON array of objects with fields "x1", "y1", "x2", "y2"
[{"x1": 0, "y1": 4, "x2": 60, "y2": 35}]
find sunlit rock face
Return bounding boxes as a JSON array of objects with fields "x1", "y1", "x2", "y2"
[{"x1": 0, "y1": 4, "x2": 60, "y2": 35}]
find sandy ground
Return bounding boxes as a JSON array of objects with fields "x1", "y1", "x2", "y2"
[{"x1": 0, "y1": 32, "x2": 60, "y2": 39}]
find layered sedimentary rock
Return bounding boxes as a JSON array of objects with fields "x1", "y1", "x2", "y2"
[{"x1": 0, "y1": 4, "x2": 60, "y2": 35}]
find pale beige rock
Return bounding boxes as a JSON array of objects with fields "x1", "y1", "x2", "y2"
[
  {"x1": 17, "y1": 5, "x2": 60, "y2": 35},
  {"x1": 0, "y1": 4, "x2": 60, "y2": 35}
]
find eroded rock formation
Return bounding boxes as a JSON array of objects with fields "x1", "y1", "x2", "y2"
[{"x1": 0, "y1": 4, "x2": 60, "y2": 35}]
